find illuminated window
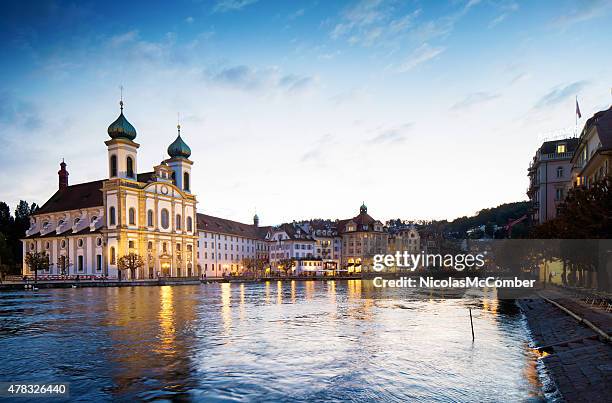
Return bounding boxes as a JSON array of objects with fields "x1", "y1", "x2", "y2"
[{"x1": 557, "y1": 144, "x2": 566, "y2": 153}]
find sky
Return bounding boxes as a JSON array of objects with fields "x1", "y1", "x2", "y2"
[{"x1": 1, "y1": 0, "x2": 611, "y2": 225}]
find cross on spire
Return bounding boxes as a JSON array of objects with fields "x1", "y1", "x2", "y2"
[
  {"x1": 177, "y1": 112, "x2": 181, "y2": 135},
  {"x1": 119, "y1": 85, "x2": 124, "y2": 112}
]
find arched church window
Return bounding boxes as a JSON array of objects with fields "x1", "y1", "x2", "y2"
[
  {"x1": 110, "y1": 247, "x2": 116, "y2": 264},
  {"x1": 187, "y1": 216, "x2": 193, "y2": 232},
  {"x1": 147, "y1": 210, "x2": 154, "y2": 227},
  {"x1": 126, "y1": 156, "x2": 134, "y2": 178},
  {"x1": 109, "y1": 207, "x2": 116, "y2": 225},
  {"x1": 110, "y1": 155, "x2": 117, "y2": 177},
  {"x1": 161, "y1": 209, "x2": 169, "y2": 229},
  {"x1": 129, "y1": 208, "x2": 136, "y2": 225},
  {"x1": 184, "y1": 172, "x2": 190, "y2": 191},
  {"x1": 176, "y1": 214, "x2": 182, "y2": 230}
]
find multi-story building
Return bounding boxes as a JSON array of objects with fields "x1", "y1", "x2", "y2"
[
  {"x1": 299, "y1": 220, "x2": 342, "y2": 273},
  {"x1": 338, "y1": 203, "x2": 387, "y2": 273},
  {"x1": 22, "y1": 101, "x2": 198, "y2": 279},
  {"x1": 267, "y1": 223, "x2": 321, "y2": 274},
  {"x1": 527, "y1": 138, "x2": 579, "y2": 224},
  {"x1": 571, "y1": 105, "x2": 612, "y2": 188},
  {"x1": 197, "y1": 214, "x2": 269, "y2": 277}
]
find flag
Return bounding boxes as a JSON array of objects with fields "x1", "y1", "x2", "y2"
[{"x1": 576, "y1": 98, "x2": 582, "y2": 119}]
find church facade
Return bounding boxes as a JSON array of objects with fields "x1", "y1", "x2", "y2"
[{"x1": 23, "y1": 100, "x2": 198, "y2": 279}]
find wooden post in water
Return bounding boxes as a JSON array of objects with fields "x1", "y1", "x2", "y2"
[{"x1": 469, "y1": 308, "x2": 475, "y2": 341}]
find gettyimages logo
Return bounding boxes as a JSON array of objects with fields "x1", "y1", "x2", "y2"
[{"x1": 373, "y1": 251, "x2": 486, "y2": 272}]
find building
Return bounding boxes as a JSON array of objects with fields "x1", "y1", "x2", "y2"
[
  {"x1": 571, "y1": 105, "x2": 612, "y2": 188},
  {"x1": 299, "y1": 220, "x2": 342, "y2": 273},
  {"x1": 267, "y1": 223, "x2": 321, "y2": 275},
  {"x1": 197, "y1": 214, "x2": 269, "y2": 277},
  {"x1": 22, "y1": 101, "x2": 198, "y2": 279},
  {"x1": 337, "y1": 203, "x2": 387, "y2": 273},
  {"x1": 527, "y1": 138, "x2": 579, "y2": 224}
]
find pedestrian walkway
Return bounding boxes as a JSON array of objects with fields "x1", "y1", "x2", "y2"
[{"x1": 519, "y1": 297, "x2": 612, "y2": 402}]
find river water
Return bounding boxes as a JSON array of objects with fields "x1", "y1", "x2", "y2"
[{"x1": 0, "y1": 280, "x2": 542, "y2": 402}]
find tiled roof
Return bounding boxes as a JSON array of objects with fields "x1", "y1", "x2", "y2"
[
  {"x1": 196, "y1": 213, "x2": 267, "y2": 239},
  {"x1": 35, "y1": 180, "x2": 105, "y2": 215},
  {"x1": 337, "y1": 211, "x2": 380, "y2": 233},
  {"x1": 25, "y1": 227, "x2": 103, "y2": 239}
]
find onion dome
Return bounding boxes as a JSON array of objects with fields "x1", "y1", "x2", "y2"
[
  {"x1": 167, "y1": 124, "x2": 191, "y2": 159},
  {"x1": 107, "y1": 100, "x2": 137, "y2": 141},
  {"x1": 360, "y1": 202, "x2": 367, "y2": 214}
]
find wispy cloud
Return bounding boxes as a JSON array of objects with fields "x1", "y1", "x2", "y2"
[
  {"x1": 0, "y1": 91, "x2": 42, "y2": 130},
  {"x1": 397, "y1": 43, "x2": 445, "y2": 72},
  {"x1": 209, "y1": 65, "x2": 317, "y2": 94},
  {"x1": 451, "y1": 92, "x2": 500, "y2": 111},
  {"x1": 368, "y1": 123, "x2": 413, "y2": 144},
  {"x1": 550, "y1": 0, "x2": 612, "y2": 29},
  {"x1": 411, "y1": 0, "x2": 481, "y2": 42},
  {"x1": 488, "y1": 1, "x2": 519, "y2": 29},
  {"x1": 331, "y1": 0, "x2": 421, "y2": 46},
  {"x1": 509, "y1": 72, "x2": 530, "y2": 85},
  {"x1": 109, "y1": 30, "x2": 139, "y2": 47},
  {"x1": 213, "y1": 0, "x2": 258, "y2": 13},
  {"x1": 534, "y1": 80, "x2": 589, "y2": 109},
  {"x1": 301, "y1": 134, "x2": 334, "y2": 163}
]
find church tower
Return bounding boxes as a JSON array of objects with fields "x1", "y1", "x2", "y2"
[
  {"x1": 166, "y1": 123, "x2": 193, "y2": 193},
  {"x1": 105, "y1": 98, "x2": 139, "y2": 180}
]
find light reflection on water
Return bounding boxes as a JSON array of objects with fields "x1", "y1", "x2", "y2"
[{"x1": 0, "y1": 281, "x2": 542, "y2": 402}]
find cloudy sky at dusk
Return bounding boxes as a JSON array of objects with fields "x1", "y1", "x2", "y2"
[{"x1": 1, "y1": 0, "x2": 611, "y2": 225}]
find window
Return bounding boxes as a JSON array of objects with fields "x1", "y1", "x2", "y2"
[
  {"x1": 176, "y1": 214, "x2": 182, "y2": 230},
  {"x1": 147, "y1": 210, "x2": 154, "y2": 227},
  {"x1": 61, "y1": 240, "x2": 66, "y2": 249},
  {"x1": 555, "y1": 188, "x2": 564, "y2": 201},
  {"x1": 78, "y1": 255, "x2": 83, "y2": 271},
  {"x1": 110, "y1": 155, "x2": 117, "y2": 177},
  {"x1": 78, "y1": 238, "x2": 83, "y2": 248},
  {"x1": 557, "y1": 144, "x2": 566, "y2": 154},
  {"x1": 109, "y1": 207, "x2": 116, "y2": 225},
  {"x1": 163, "y1": 242, "x2": 168, "y2": 253},
  {"x1": 129, "y1": 240, "x2": 135, "y2": 249},
  {"x1": 176, "y1": 243, "x2": 181, "y2": 251},
  {"x1": 110, "y1": 247, "x2": 116, "y2": 264},
  {"x1": 74, "y1": 218, "x2": 80, "y2": 226},
  {"x1": 184, "y1": 172, "x2": 190, "y2": 191},
  {"x1": 556, "y1": 166, "x2": 564, "y2": 178},
  {"x1": 161, "y1": 209, "x2": 169, "y2": 229},
  {"x1": 187, "y1": 216, "x2": 193, "y2": 232},
  {"x1": 97, "y1": 237, "x2": 102, "y2": 247},
  {"x1": 96, "y1": 254, "x2": 102, "y2": 271},
  {"x1": 129, "y1": 208, "x2": 136, "y2": 225},
  {"x1": 148, "y1": 241, "x2": 153, "y2": 250},
  {"x1": 127, "y1": 156, "x2": 134, "y2": 178}
]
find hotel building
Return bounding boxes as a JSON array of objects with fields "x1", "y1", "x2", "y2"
[
  {"x1": 571, "y1": 105, "x2": 612, "y2": 188},
  {"x1": 337, "y1": 204, "x2": 387, "y2": 273},
  {"x1": 527, "y1": 138, "x2": 579, "y2": 224}
]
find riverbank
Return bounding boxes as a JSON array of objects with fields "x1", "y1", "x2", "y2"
[
  {"x1": 0, "y1": 275, "x2": 363, "y2": 290},
  {"x1": 518, "y1": 287, "x2": 612, "y2": 402}
]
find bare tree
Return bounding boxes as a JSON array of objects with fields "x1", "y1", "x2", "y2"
[{"x1": 117, "y1": 253, "x2": 144, "y2": 280}]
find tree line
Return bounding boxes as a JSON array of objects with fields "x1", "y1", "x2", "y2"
[{"x1": 0, "y1": 200, "x2": 38, "y2": 276}]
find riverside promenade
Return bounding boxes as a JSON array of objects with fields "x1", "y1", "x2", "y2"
[{"x1": 518, "y1": 287, "x2": 612, "y2": 402}]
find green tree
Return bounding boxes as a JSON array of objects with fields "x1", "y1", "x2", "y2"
[{"x1": 25, "y1": 251, "x2": 50, "y2": 284}]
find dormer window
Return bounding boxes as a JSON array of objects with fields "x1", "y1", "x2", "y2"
[
  {"x1": 557, "y1": 144, "x2": 566, "y2": 154},
  {"x1": 74, "y1": 218, "x2": 80, "y2": 226}
]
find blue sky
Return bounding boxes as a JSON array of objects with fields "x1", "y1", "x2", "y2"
[{"x1": 1, "y1": 0, "x2": 611, "y2": 224}]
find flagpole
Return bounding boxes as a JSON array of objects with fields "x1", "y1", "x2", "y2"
[{"x1": 575, "y1": 95, "x2": 578, "y2": 137}]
